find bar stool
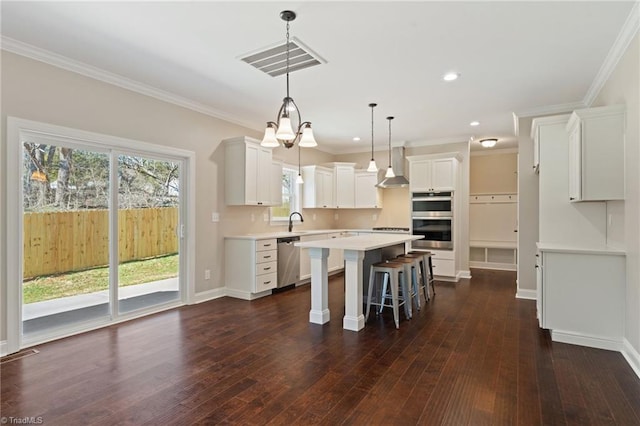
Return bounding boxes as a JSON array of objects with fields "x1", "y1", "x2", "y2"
[
  {"x1": 408, "y1": 251, "x2": 435, "y2": 300},
  {"x1": 398, "y1": 253, "x2": 429, "y2": 302},
  {"x1": 393, "y1": 256, "x2": 421, "y2": 314},
  {"x1": 366, "y1": 261, "x2": 410, "y2": 329}
]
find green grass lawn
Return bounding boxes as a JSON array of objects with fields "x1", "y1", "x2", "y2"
[{"x1": 23, "y1": 254, "x2": 179, "y2": 304}]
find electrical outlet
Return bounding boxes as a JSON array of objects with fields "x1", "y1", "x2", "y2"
[
  {"x1": 251, "y1": 213, "x2": 255, "y2": 222},
  {"x1": 373, "y1": 214, "x2": 377, "y2": 221},
  {"x1": 211, "y1": 212, "x2": 220, "y2": 222},
  {"x1": 263, "y1": 213, "x2": 269, "y2": 222},
  {"x1": 204, "y1": 269, "x2": 211, "y2": 280},
  {"x1": 334, "y1": 213, "x2": 339, "y2": 220},
  {"x1": 313, "y1": 213, "x2": 317, "y2": 221}
]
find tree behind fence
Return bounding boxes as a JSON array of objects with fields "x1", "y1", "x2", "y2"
[{"x1": 23, "y1": 207, "x2": 179, "y2": 279}]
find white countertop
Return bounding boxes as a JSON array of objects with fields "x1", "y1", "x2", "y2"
[
  {"x1": 536, "y1": 242, "x2": 626, "y2": 256},
  {"x1": 296, "y1": 233, "x2": 422, "y2": 251},
  {"x1": 225, "y1": 229, "x2": 410, "y2": 240}
]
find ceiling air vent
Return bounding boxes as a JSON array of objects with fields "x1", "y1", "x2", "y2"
[{"x1": 240, "y1": 37, "x2": 324, "y2": 77}]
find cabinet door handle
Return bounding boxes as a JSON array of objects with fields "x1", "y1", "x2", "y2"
[
  {"x1": 264, "y1": 255, "x2": 271, "y2": 259},
  {"x1": 264, "y1": 280, "x2": 271, "y2": 284},
  {"x1": 264, "y1": 267, "x2": 271, "y2": 270},
  {"x1": 569, "y1": 197, "x2": 576, "y2": 201},
  {"x1": 514, "y1": 229, "x2": 518, "y2": 232},
  {"x1": 535, "y1": 265, "x2": 539, "y2": 268},
  {"x1": 263, "y1": 244, "x2": 271, "y2": 247}
]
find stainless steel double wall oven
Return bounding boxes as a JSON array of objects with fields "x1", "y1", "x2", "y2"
[{"x1": 411, "y1": 192, "x2": 453, "y2": 250}]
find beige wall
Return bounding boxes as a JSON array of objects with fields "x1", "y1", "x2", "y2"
[
  {"x1": 470, "y1": 151, "x2": 518, "y2": 194},
  {"x1": 593, "y1": 34, "x2": 640, "y2": 354}
]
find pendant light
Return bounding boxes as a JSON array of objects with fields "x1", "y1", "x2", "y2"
[
  {"x1": 296, "y1": 144, "x2": 304, "y2": 184},
  {"x1": 366, "y1": 103, "x2": 378, "y2": 172},
  {"x1": 385, "y1": 116, "x2": 395, "y2": 178},
  {"x1": 261, "y1": 10, "x2": 317, "y2": 149}
]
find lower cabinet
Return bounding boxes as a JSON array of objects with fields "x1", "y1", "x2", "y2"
[
  {"x1": 225, "y1": 237, "x2": 277, "y2": 299},
  {"x1": 536, "y1": 246, "x2": 625, "y2": 350},
  {"x1": 429, "y1": 249, "x2": 455, "y2": 278}
]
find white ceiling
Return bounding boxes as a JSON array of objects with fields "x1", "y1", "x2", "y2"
[{"x1": 1, "y1": 1, "x2": 636, "y2": 154}]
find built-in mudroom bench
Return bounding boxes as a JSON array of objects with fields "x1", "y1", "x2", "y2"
[{"x1": 469, "y1": 193, "x2": 518, "y2": 270}]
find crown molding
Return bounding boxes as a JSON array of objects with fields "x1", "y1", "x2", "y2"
[
  {"x1": 1, "y1": 36, "x2": 259, "y2": 131},
  {"x1": 514, "y1": 101, "x2": 585, "y2": 119},
  {"x1": 584, "y1": 1, "x2": 639, "y2": 106}
]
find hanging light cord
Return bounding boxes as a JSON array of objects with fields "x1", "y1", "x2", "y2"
[
  {"x1": 285, "y1": 20, "x2": 290, "y2": 103},
  {"x1": 370, "y1": 105, "x2": 375, "y2": 160},
  {"x1": 388, "y1": 117, "x2": 392, "y2": 167}
]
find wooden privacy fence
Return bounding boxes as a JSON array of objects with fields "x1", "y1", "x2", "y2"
[{"x1": 23, "y1": 207, "x2": 179, "y2": 279}]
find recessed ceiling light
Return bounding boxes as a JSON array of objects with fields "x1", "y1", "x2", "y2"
[
  {"x1": 352, "y1": 137, "x2": 361, "y2": 142},
  {"x1": 480, "y1": 138, "x2": 498, "y2": 148},
  {"x1": 470, "y1": 121, "x2": 480, "y2": 126},
  {"x1": 443, "y1": 72, "x2": 460, "y2": 82}
]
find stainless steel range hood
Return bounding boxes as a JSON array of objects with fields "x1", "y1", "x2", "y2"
[{"x1": 377, "y1": 146, "x2": 410, "y2": 188}]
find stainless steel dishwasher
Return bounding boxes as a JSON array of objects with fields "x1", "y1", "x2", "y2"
[{"x1": 277, "y1": 236, "x2": 300, "y2": 288}]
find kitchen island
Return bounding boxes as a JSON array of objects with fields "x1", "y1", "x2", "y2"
[{"x1": 296, "y1": 233, "x2": 423, "y2": 332}]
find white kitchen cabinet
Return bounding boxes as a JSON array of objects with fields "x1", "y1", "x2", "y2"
[
  {"x1": 428, "y1": 249, "x2": 455, "y2": 278},
  {"x1": 224, "y1": 137, "x2": 278, "y2": 206},
  {"x1": 536, "y1": 245, "x2": 625, "y2": 350},
  {"x1": 302, "y1": 165, "x2": 334, "y2": 208},
  {"x1": 331, "y1": 163, "x2": 355, "y2": 208},
  {"x1": 354, "y1": 170, "x2": 382, "y2": 208},
  {"x1": 534, "y1": 114, "x2": 607, "y2": 246},
  {"x1": 225, "y1": 237, "x2": 278, "y2": 299},
  {"x1": 566, "y1": 105, "x2": 625, "y2": 202},
  {"x1": 407, "y1": 156, "x2": 457, "y2": 192}
]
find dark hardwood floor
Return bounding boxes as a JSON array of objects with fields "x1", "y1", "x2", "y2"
[{"x1": 2, "y1": 269, "x2": 640, "y2": 425}]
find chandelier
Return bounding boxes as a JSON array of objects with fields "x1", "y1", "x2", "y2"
[{"x1": 261, "y1": 10, "x2": 317, "y2": 149}]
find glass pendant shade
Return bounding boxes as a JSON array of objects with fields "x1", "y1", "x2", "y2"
[
  {"x1": 298, "y1": 124, "x2": 317, "y2": 147},
  {"x1": 261, "y1": 124, "x2": 280, "y2": 147},
  {"x1": 367, "y1": 160, "x2": 378, "y2": 172},
  {"x1": 385, "y1": 166, "x2": 395, "y2": 178},
  {"x1": 276, "y1": 116, "x2": 296, "y2": 140},
  {"x1": 296, "y1": 173, "x2": 304, "y2": 184}
]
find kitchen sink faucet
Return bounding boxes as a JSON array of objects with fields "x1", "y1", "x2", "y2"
[{"x1": 288, "y1": 211, "x2": 304, "y2": 232}]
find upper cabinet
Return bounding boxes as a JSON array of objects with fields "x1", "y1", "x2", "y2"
[
  {"x1": 354, "y1": 170, "x2": 382, "y2": 208},
  {"x1": 302, "y1": 165, "x2": 334, "y2": 208},
  {"x1": 224, "y1": 137, "x2": 281, "y2": 206},
  {"x1": 407, "y1": 156, "x2": 458, "y2": 192},
  {"x1": 330, "y1": 163, "x2": 356, "y2": 208},
  {"x1": 566, "y1": 105, "x2": 625, "y2": 202}
]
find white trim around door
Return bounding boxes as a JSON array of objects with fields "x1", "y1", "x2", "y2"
[{"x1": 5, "y1": 116, "x2": 196, "y2": 354}]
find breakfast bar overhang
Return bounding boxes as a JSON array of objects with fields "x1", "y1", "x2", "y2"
[{"x1": 296, "y1": 233, "x2": 423, "y2": 332}]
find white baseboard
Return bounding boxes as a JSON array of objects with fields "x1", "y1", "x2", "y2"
[
  {"x1": 0, "y1": 340, "x2": 8, "y2": 357},
  {"x1": 622, "y1": 338, "x2": 640, "y2": 380},
  {"x1": 469, "y1": 261, "x2": 517, "y2": 271},
  {"x1": 193, "y1": 287, "x2": 227, "y2": 304},
  {"x1": 516, "y1": 289, "x2": 537, "y2": 300},
  {"x1": 551, "y1": 330, "x2": 623, "y2": 352},
  {"x1": 224, "y1": 287, "x2": 272, "y2": 301},
  {"x1": 457, "y1": 270, "x2": 472, "y2": 280}
]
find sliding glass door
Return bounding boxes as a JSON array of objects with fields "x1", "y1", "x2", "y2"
[
  {"x1": 17, "y1": 129, "x2": 185, "y2": 345},
  {"x1": 116, "y1": 153, "x2": 180, "y2": 314}
]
